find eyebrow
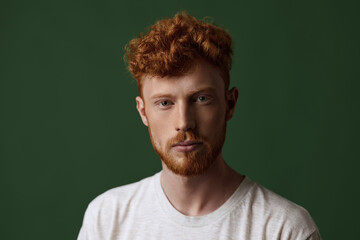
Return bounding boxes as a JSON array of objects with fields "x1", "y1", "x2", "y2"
[
  {"x1": 150, "y1": 87, "x2": 217, "y2": 100},
  {"x1": 188, "y1": 87, "x2": 217, "y2": 95}
]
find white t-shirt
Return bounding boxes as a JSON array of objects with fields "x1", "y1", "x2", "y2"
[{"x1": 78, "y1": 172, "x2": 321, "y2": 240}]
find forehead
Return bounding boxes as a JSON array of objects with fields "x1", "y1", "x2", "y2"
[{"x1": 141, "y1": 60, "x2": 225, "y2": 99}]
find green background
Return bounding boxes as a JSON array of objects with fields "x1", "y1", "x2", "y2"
[{"x1": 1, "y1": 0, "x2": 359, "y2": 239}]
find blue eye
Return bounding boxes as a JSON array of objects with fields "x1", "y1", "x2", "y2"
[
  {"x1": 160, "y1": 101, "x2": 169, "y2": 106},
  {"x1": 156, "y1": 99, "x2": 173, "y2": 109},
  {"x1": 197, "y1": 96, "x2": 207, "y2": 102}
]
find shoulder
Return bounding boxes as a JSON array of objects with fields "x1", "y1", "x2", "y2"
[
  {"x1": 83, "y1": 173, "x2": 157, "y2": 221},
  {"x1": 77, "y1": 173, "x2": 159, "y2": 239},
  {"x1": 78, "y1": 175, "x2": 156, "y2": 239},
  {"x1": 243, "y1": 179, "x2": 320, "y2": 239}
]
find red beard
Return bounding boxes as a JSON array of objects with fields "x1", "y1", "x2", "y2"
[{"x1": 149, "y1": 124, "x2": 226, "y2": 176}]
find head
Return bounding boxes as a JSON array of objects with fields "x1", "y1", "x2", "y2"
[{"x1": 124, "y1": 12, "x2": 238, "y2": 176}]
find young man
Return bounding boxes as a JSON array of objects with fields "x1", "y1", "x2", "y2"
[{"x1": 78, "y1": 12, "x2": 321, "y2": 239}]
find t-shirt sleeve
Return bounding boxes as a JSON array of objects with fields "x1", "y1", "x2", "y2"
[
  {"x1": 77, "y1": 198, "x2": 107, "y2": 240},
  {"x1": 77, "y1": 204, "x2": 95, "y2": 240},
  {"x1": 77, "y1": 224, "x2": 86, "y2": 240},
  {"x1": 306, "y1": 230, "x2": 322, "y2": 240}
]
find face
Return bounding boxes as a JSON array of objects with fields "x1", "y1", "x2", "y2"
[{"x1": 136, "y1": 59, "x2": 238, "y2": 176}]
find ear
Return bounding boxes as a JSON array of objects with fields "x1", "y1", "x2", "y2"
[
  {"x1": 136, "y1": 96, "x2": 149, "y2": 126},
  {"x1": 226, "y1": 87, "x2": 239, "y2": 121}
]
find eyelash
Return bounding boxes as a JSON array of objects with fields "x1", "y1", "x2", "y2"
[
  {"x1": 160, "y1": 100, "x2": 172, "y2": 107},
  {"x1": 196, "y1": 96, "x2": 208, "y2": 102},
  {"x1": 154, "y1": 100, "x2": 173, "y2": 109},
  {"x1": 155, "y1": 95, "x2": 211, "y2": 109}
]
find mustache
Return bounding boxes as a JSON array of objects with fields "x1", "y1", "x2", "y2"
[{"x1": 167, "y1": 131, "x2": 202, "y2": 147}]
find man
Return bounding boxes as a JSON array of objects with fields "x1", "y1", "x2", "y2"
[{"x1": 78, "y1": 12, "x2": 321, "y2": 239}]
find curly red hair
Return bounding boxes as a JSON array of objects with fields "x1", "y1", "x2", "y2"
[{"x1": 124, "y1": 11, "x2": 233, "y2": 94}]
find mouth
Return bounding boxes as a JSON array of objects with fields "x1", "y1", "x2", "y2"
[{"x1": 171, "y1": 140, "x2": 203, "y2": 152}]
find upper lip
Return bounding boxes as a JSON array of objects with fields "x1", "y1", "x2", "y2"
[{"x1": 172, "y1": 140, "x2": 202, "y2": 147}]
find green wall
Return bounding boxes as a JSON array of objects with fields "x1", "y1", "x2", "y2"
[{"x1": 1, "y1": 0, "x2": 359, "y2": 239}]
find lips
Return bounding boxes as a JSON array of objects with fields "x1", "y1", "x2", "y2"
[{"x1": 171, "y1": 140, "x2": 202, "y2": 152}]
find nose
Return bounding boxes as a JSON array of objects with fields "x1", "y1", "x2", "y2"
[{"x1": 175, "y1": 101, "x2": 196, "y2": 132}]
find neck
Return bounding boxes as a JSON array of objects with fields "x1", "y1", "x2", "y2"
[{"x1": 160, "y1": 154, "x2": 244, "y2": 216}]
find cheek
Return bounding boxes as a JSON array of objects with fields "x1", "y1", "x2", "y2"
[
  {"x1": 147, "y1": 112, "x2": 172, "y2": 144},
  {"x1": 197, "y1": 105, "x2": 226, "y2": 127}
]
